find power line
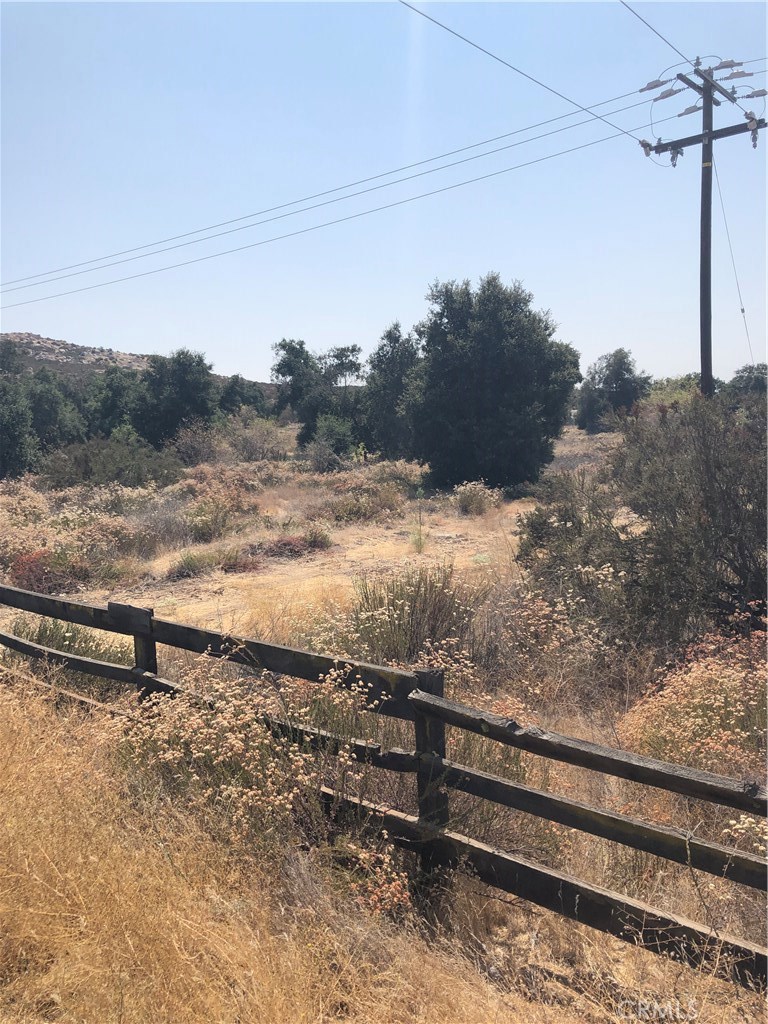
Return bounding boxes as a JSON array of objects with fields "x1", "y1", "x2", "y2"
[
  {"x1": 1, "y1": 98, "x2": 654, "y2": 295},
  {"x1": 398, "y1": 0, "x2": 642, "y2": 142},
  {"x1": 1, "y1": 88, "x2": 642, "y2": 289},
  {"x1": 713, "y1": 157, "x2": 755, "y2": 364},
  {"x1": 0, "y1": 111, "x2": 681, "y2": 312},
  {"x1": 618, "y1": 1, "x2": 693, "y2": 66}
]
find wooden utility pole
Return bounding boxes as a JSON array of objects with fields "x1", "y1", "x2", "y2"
[{"x1": 641, "y1": 66, "x2": 765, "y2": 397}]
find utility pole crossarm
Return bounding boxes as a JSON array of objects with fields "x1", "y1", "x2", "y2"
[
  {"x1": 677, "y1": 73, "x2": 721, "y2": 104},
  {"x1": 650, "y1": 118, "x2": 766, "y2": 155}
]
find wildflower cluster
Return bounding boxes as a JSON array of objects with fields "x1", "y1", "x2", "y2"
[
  {"x1": 344, "y1": 836, "x2": 413, "y2": 919},
  {"x1": 619, "y1": 630, "x2": 766, "y2": 780},
  {"x1": 721, "y1": 814, "x2": 768, "y2": 856},
  {"x1": 114, "y1": 657, "x2": 378, "y2": 846}
]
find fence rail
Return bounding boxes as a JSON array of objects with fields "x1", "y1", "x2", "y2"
[{"x1": 1, "y1": 583, "x2": 765, "y2": 989}]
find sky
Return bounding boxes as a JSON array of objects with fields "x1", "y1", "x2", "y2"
[{"x1": 1, "y1": 1, "x2": 765, "y2": 382}]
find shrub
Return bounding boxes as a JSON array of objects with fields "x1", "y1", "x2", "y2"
[
  {"x1": 9, "y1": 548, "x2": 92, "y2": 594},
  {"x1": 166, "y1": 547, "x2": 242, "y2": 580},
  {"x1": 43, "y1": 426, "x2": 182, "y2": 489},
  {"x1": 224, "y1": 411, "x2": 287, "y2": 462},
  {"x1": 519, "y1": 395, "x2": 767, "y2": 646},
  {"x1": 302, "y1": 525, "x2": 333, "y2": 550},
  {"x1": 184, "y1": 484, "x2": 251, "y2": 542},
  {"x1": 619, "y1": 630, "x2": 766, "y2": 781},
  {"x1": 310, "y1": 482, "x2": 403, "y2": 523},
  {"x1": 302, "y1": 438, "x2": 342, "y2": 474},
  {"x1": 330, "y1": 562, "x2": 487, "y2": 665},
  {"x1": 450, "y1": 480, "x2": 502, "y2": 516},
  {"x1": 171, "y1": 421, "x2": 224, "y2": 466},
  {"x1": 260, "y1": 535, "x2": 311, "y2": 559}
]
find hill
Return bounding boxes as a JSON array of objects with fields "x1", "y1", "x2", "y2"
[
  {"x1": 1, "y1": 332, "x2": 152, "y2": 376},
  {"x1": 0, "y1": 331, "x2": 277, "y2": 400}
]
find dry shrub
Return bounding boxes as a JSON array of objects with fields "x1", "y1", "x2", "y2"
[
  {"x1": 8, "y1": 547, "x2": 93, "y2": 594},
  {"x1": 308, "y1": 562, "x2": 487, "y2": 666},
  {"x1": 225, "y1": 413, "x2": 288, "y2": 462},
  {"x1": 451, "y1": 480, "x2": 503, "y2": 516},
  {"x1": 619, "y1": 630, "x2": 766, "y2": 784},
  {"x1": 308, "y1": 480, "x2": 404, "y2": 524}
]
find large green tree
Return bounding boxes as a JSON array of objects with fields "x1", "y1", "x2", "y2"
[
  {"x1": 404, "y1": 274, "x2": 581, "y2": 487},
  {"x1": 134, "y1": 348, "x2": 218, "y2": 447}
]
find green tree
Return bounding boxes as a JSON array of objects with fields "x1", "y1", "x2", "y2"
[
  {"x1": 362, "y1": 322, "x2": 421, "y2": 457},
  {"x1": 25, "y1": 368, "x2": 86, "y2": 451},
  {"x1": 83, "y1": 366, "x2": 142, "y2": 437},
  {"x1": 134, "y1": 349, "x2": 217, "y2": 447},
  {"x1": 404, "y1": 274, "x2": 581, "y2": 487},
  {"x1": 0, "y1": 377, "x2": 38, "y2": 478},
  {"x1": 0, "y1": 338, "x2": 26, "y2": 375},
  {"x1": 218, "y1": 373, "x2": 267, "y2": 416},
  {"x1": 576, "y1": 348, "x2": 651, "y2": 432},
  {"x1": 271, "y1": 339, "x2": 335, "y2": 445},
  {"x1": 725, "y1": 363, "x2": 767, "y2": 398}
]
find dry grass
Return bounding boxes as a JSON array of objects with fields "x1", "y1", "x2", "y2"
[{"x1": 0, "y1": 673, "x2": 600, "y2": 1024}]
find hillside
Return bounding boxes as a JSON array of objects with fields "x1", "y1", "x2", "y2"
[
  {"x1": 0, "y1": 332, "x2": 277, "y2": 400},
  {"x1": 1, "y1": 332, "x2": 152, "y2": 376}
]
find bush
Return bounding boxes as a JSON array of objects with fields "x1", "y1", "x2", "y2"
[
  {"x1": 43, "y1": 426, "x2": 182, "y2": 489},
  {"x1": 340, "y1": 562, "x2": 487, "y2": 664},
  {"x1": 450, "y1": 480, "x2": 502, "y2": 516},
  {"x1": 310, "y1": 482, "x2": 403, "y2": 523},
  {"x1": 9, "y1": 548, "x2": 93, "y2": 594},
  {"x1": 302, "y1": 438, "x2": 342, "y2": 474},
  {"x1": 224, "y1": 410, "x2": 287, "y2": 462},
  {"x1": 302, "y1": 525, "x2": 333, "y2": 550},
  {"x1": 184, "y1": 484, "x2": 250, "y2": 542},
  {"x1": 619, "y1": 630, "x2": 766, "y2": 780},
  {"x1": 519, "y1": 395, "x2": 767, "y2": 646},
  {"x1": 171, "y1": 421, "x2": 224, "y2": 466},
  {"x1": 166, "y1": 546, "x2": 244, "y2": 580}
]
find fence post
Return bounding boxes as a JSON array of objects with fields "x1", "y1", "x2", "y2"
[
  {"x1": 413, "y1": 668, "x2": 449, "y2": 877},
  {"x1": 107, "y1": 602, "x2": 158, "y2": 690}
]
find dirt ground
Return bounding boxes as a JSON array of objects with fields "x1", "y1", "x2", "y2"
[{"x1": 75, "y1": 426, "x2": 620, "y2": 637}]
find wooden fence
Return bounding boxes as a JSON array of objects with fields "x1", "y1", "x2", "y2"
[{"x1": 1, "y1": 582, "x2": 766, "y2": 989}]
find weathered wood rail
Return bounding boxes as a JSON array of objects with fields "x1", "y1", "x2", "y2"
[{"x1": 1, "y1": 583, "x2": 766, "y2": 988}]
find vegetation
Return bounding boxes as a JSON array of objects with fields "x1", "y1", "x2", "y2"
[
  {"x1": 520, "y1": 393, "x2": 767, "y2": 646},
  {"x1": 576, "y1": 347, "x2": 651, "y2": 432},
  {"x1": 0, "y1": 341, "x2": 268, "y2": 480},
  {"x1": 1, "y1": 301, "x2": 766, "y2": 1020}
]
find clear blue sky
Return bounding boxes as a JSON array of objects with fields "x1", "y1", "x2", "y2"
[{"x1": 1, "y1": 2, "x2": 765, "y2": 382}]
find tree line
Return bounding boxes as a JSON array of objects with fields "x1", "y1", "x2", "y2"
[
  {"x1": 0, "y1": 343, "x2": 265, "y2": 481},
  {"x1": 2, "y1": 270, "x2": 765, "y2": 486}
]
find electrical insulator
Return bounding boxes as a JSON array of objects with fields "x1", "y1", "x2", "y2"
[
  {"x1": 678, "y1": 103, "x2": 702, "y2": 117},
  {"x1": 712, "y1": 59, "x2": 743, "y2": 71},
  {"x1": 745, "y1": 89, "x2": 767, "y2": 99},
  {"x1": 639, "y1": 78, "x2": 671, "y2": 93},
  {"x1": 670, "y1": 147, "x2": 684, "y2": 168},
  {"x1": 639, "y1": 139, "x2": 653, "y2": 157},
  {"x1": 653, "y1": 87, "x2": 685, "y2": 102},
  {"x1": 721, "y1": 70, "x2": 752, "y2": 80}
]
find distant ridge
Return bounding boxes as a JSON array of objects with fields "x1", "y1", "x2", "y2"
[
  {"x1": 0, "y1": 333, "x2": 276, "y2": 399},
  {"x1": 0, "y1": 332, "x2": 151, "y2": 375}
]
